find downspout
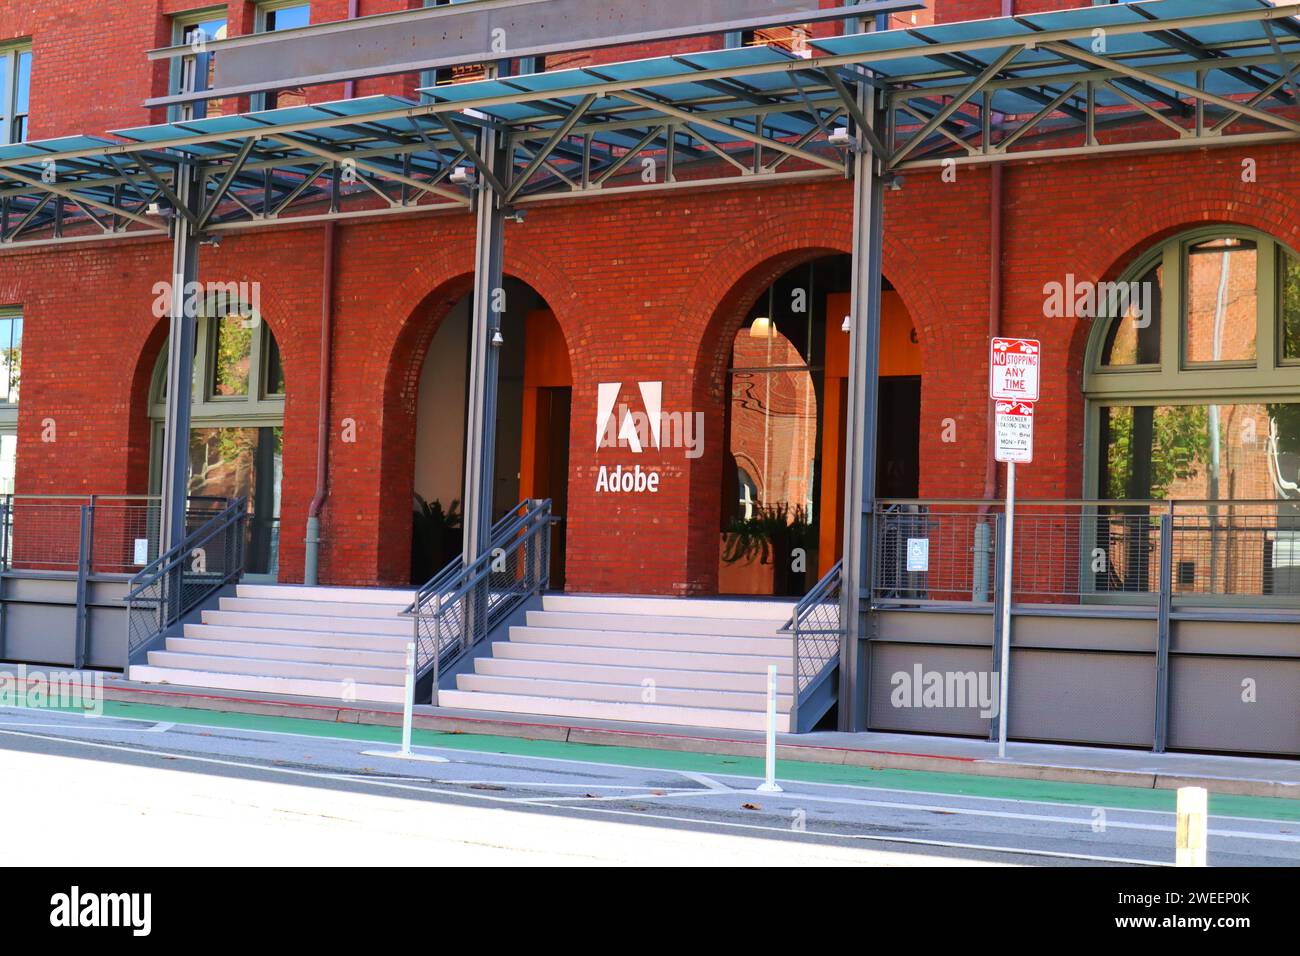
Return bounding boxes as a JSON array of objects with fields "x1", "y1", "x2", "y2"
[
  {"x1": 974, "y1": 0, "x2": 1011, "y2": 600},
  {"x1": 304, "y1": 221, "x2": 335, "y2": 585},
  {"x1": 982, "y1": 166, "x2": 1004, "y2": 506},
  {"x1": 304, "y1": 0, "x2": 356, "y2": 585}
]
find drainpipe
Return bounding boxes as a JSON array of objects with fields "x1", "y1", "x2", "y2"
[
  {"x1": 973, "y1": 0, "x2": 1012, "y2": 601},
  {"x1": 304, "y1": 0, "x2": 355, "y2": 585},
  {"x1": 304, "y1": 222, "x2": 336, "y2": 585}
]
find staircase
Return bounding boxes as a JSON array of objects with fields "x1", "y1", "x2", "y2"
[
  {"x1": 436, "y1": 594, "x2": 797, "y2": 732},
  {"x1": 129, "y1": 582, "x2": 812, "y2": 733},
  {"x1": 129, "y1": 584, "x2": 416, "y2": 703}
]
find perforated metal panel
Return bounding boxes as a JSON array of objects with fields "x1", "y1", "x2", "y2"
[
  {"x1": 1168, "y1": 656, "x2": 1300, "y2": 755},
  {"x1": 1007, "y1": 649, "x2": 1155, "y2": 747},
  {"x1": 868, "y1": 643, "x2": 994, "y2": 737}
]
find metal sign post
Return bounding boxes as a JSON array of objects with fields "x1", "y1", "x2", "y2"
[
  {"x1": 990, "y1": 338, "x2": 1040, "y2": 759},
  {"x1": 994, "y1": 403, "x2": 1034, "y2": 758}
]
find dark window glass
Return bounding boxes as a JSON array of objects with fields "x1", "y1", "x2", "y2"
[
  {"x1": 1102, "y1": 262, "x2": 1162, "y2": 366},
  {"x1": 265, "y1": 333, "x2": 285, "y2": 395}
]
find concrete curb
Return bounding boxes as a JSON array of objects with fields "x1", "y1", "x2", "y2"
[{"x1": 93, "y1": 682, "x2": 1300, "y2": 800}]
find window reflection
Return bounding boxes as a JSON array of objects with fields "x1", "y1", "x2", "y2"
[
  {"x1": 0, "y1": 314, "x2": 21, "y2": 404},
  {"x1": 724, "y1": 319, "x2": 820, "y2": 596},
  {"x1": 1102, "y1": 263, "x2": 1161, "y2": 366},
  {"x1": 1100, "y1": 403, "x2": 1299, "y2": 501},
  {"x1": 188, "y1": 426, "x2": 283, "y2": 575},
  {"x1": 1283, "y1": 251, "x2": 1300, "y2": 361},
  {"x1": 1185, "y1": 238, "x2": 1257, "y2": 364},
  {"x1": 211, "y1": 314, "x2": 253, "y2": 397},
  {"x1": 177, "y1": 18, "x2": 228, "y2": 120}
]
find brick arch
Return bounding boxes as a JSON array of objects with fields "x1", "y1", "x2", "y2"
[
  {"x1": 679, "y1": 216, "x2": 937, "y2": 592},
  {"x1": 1064, "y1": 207, "x2": 1300, "y2": 377},
  {"x1": 675, "y1": 207, "x2": 947, "y2": 404},
  {"x1": 1047, "y1": 173, "x2": 1300, "y2": 497},
  {"x1": 1063, "y1": 187, "x2": 1298, "y2": 439},
  {"x1": 369, "y1": 243, "x2": 579, "y2": 585}
]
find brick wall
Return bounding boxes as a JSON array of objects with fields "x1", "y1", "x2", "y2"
[{"x1": 3, "y1": 1, "x2": 1298, "y2": 595}]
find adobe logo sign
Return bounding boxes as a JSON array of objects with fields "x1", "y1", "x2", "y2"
[
  {"x1": 595, "y1": 382, "x2": 705, "y2": 493},
  {"x1": 595, "y1": 381, "x2": 663, "y2": 493}
]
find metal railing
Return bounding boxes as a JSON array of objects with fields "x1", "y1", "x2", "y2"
[
  {"x1": 409, "y1": 498, "x2": 552, "y2": 702},
  {"x1": 873, "y1": 498, "x2": 1300, "y2": 608},
  {"x1": 0, "y1": 494, "x2": 230, "y2": 575},
  {"x1": 125, "y1": 497, "x2": 248, "y2": 665},
  {"x1": 781, "y1": 558, "x2": 843, "y2": 733}
]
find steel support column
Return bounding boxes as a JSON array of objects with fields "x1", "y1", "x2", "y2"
[
  {"x1": 461, "y1": 126, "x2": 507, "y2": 564},
  {"x1": 160, "y1": 163, "x2": 203, "y2": 555},
  {"x1": 838, "y1": 45, "x2": 886, "y2": 733},
  {"x1": 1154, "y1": 511, "x2": 1174, "y2": 753}
]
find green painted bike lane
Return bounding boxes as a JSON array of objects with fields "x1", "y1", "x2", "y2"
[{"x1": 20, "y1": 698, "x2": 1300, "y2": 823}]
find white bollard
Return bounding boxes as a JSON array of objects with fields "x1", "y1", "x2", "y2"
[
  {"x1": 756, "y1": 664, "x2": 783, "y2": 793},
  {"x1": 399, "y1": 641, "x2": 415, "y2": 755},
  {"x1": 361, "y1": 641, "x2": 448, "y2": 764},
  {"x1": 1175, "y1": 786, "x2": 1208, "y2": 867}
]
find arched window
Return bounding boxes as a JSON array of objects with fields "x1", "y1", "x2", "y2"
[
  {"x1": 150, "y1": 306, "x2": 285, "y2": 579},
  {"x1": 1085, "y1": 227, "x2": 1300, "y2": 504}
]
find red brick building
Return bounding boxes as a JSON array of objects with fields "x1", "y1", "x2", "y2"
[
  {"x1": 2, "y1": 0, "x2": 1288, "y2": 596},
  {"x1": 1, "y1": 0, "x2": 1298, "y2": 748}
]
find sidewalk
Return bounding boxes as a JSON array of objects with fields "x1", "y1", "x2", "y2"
[{"x1": 4, "y1": 666, "x2": 1296, "y2": 799}]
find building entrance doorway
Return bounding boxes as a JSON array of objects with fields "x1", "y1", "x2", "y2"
[
  {"x1": 410, "y1": 280, "x2": 572, "y2": 587},
  {"x1": 719, "y1": 255, "x2": 920, "y2": 597}
]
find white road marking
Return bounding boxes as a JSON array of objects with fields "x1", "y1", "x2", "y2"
[
  {"x1": 508, "y1": 802, "x2": 1170, "y2": 867},
  {"x1": 0, "y1": 726, "x2": 1163, "y2": 865},
  {"x1": 678, "y1": 771, "x2": 732, "y2": 791},
  {"x1": 4, "y1": 708, "x2": 1297, "y2": 832}
]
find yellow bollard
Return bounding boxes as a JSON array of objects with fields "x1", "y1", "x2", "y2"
[{"x1": 1175, "y1": 786, "x2": 1208, "y2": 867}]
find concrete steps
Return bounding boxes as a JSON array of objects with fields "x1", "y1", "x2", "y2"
[
  {"x1": 457, "y1": 673, "x2": 793, "y2": 711},
  {"x1": 444, "y1": 593, "x2": 798, "y2": 732},
  {"x1": 524, "y1": 609, "x2": 789, "y2": 637},
  {"x1": 436, "y1": 689, "x2": 792, "y2": 733},
  {"x1": 128, "y1": 583, "x2": 415, "y2": 703},
  {"x1": 510, "y1": 624, "x2": 790, "y2": 655},
  {"x1": 474, "y1": 656, "x2": 796, "y2": 694},
  {"x1": 489, "y1": 639, "x2": 792, "y2": 673},
  {"x1": 128, "y1": 665, "x2": 406, "y2": 704},
  {"x1": 128, "y1": 585, "x2": 805, "y2": 730}
]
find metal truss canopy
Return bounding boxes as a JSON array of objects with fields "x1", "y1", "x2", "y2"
[{"x1": 1, "y1": 0, "x2": 1298, "y2": 249}]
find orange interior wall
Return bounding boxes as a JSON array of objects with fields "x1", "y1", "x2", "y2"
[
  {"x1": 818, "y1": 291, "x2": 919, "y2": 575},
  {"x1": 519, "y1": 309, "x2": 572, "y2": 500}
]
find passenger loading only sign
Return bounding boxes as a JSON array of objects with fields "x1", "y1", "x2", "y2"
[{"x1": 994, "y1": 400, "x2": 1034, "y2": 464}]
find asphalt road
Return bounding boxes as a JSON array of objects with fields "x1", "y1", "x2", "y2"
[{"x1": 0, "y1": 706, "x2": 1296, "y2": 866}]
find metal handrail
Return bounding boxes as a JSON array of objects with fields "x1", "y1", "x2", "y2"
[
  {"x1": 781, "y1": 559, "x2": 843, "y2": 733},
  {"x1": 125, "y1": 496, "x2": 248, "y2": 664},
  {"x1": 403, "y1": 503, "x2": 538, "y2": 615},
  {"x1": 411, "y1": 498, "x2": 552, "y2": 702}
]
